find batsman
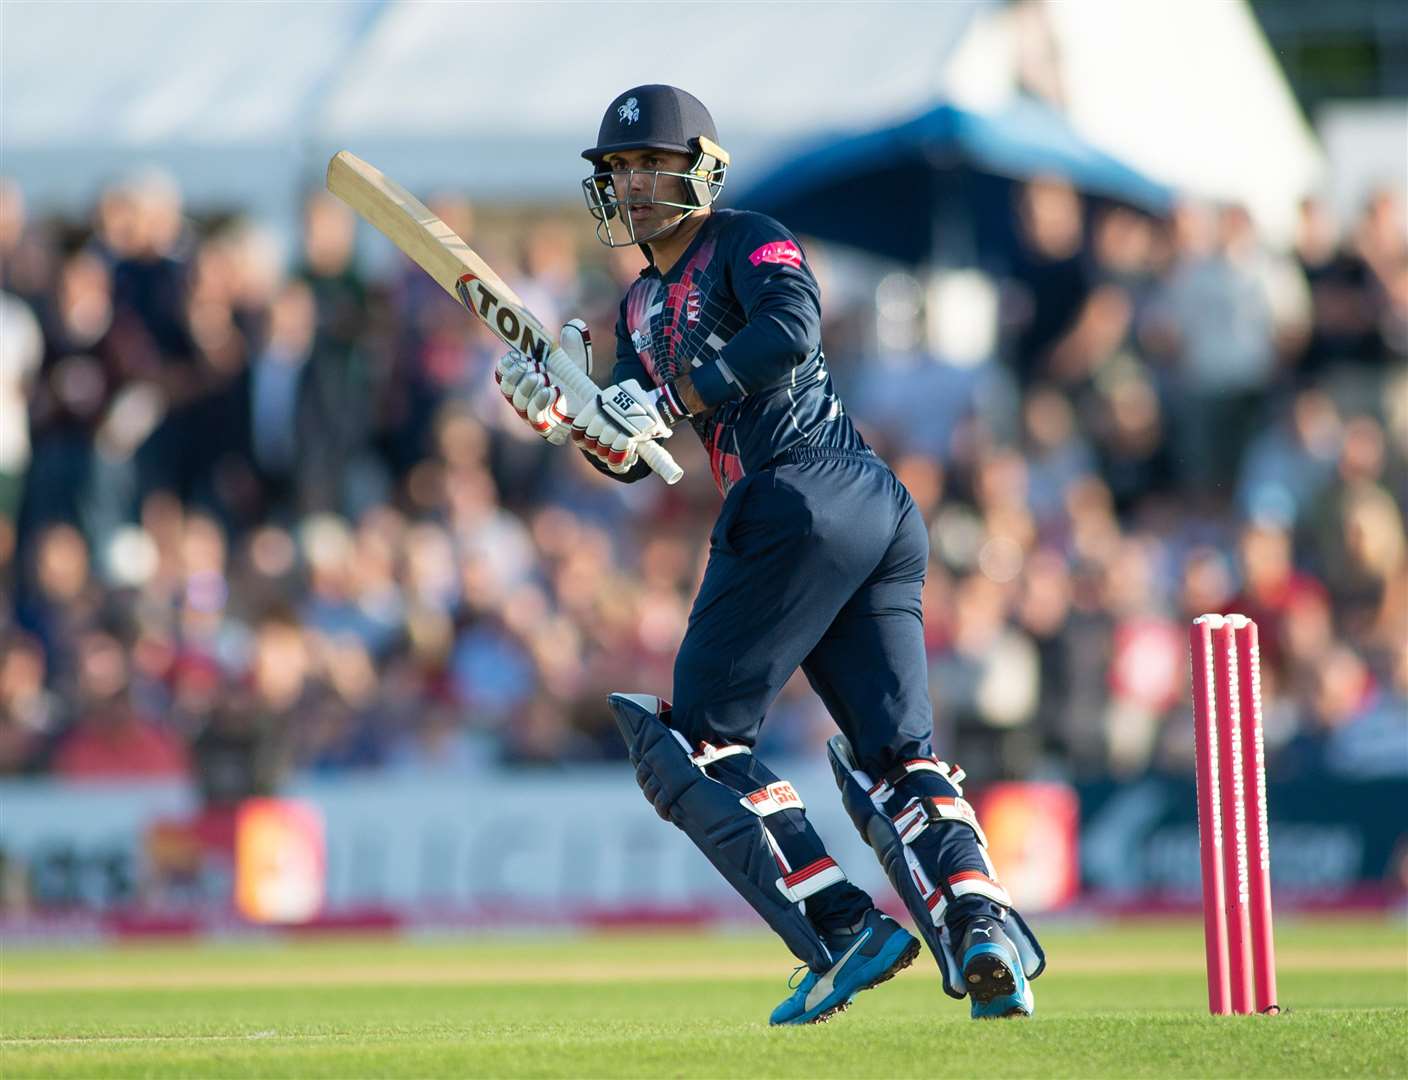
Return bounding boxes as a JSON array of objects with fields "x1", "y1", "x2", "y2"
[{"x1": 496, "y1": 85, "x2": 1045, "y2": 1024}]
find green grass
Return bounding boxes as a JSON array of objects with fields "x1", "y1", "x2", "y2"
[{"x1": 2, "y1": 919, "x2": 1405, "y2": 1077}]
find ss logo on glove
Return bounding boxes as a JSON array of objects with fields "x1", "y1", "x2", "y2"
[{"x1": 611, "y1": 388, "x2": 638, "y2": 412}]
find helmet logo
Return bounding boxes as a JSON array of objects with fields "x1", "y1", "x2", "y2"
[{"x1": 617, "y1": 97, "x2": 640, "y2": 125}]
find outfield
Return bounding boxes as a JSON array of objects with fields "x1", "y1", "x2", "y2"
[{"x1": 2, "y1": 918, "x2": 1404, "y2": 1078}]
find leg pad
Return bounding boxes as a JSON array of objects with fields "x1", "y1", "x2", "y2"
[
  {"x1": 827, "y1": 733, "x2": 1045, "y2": 997},
  {"x1": 611, "y1": 693, "x2": 833, "y2": 972}
]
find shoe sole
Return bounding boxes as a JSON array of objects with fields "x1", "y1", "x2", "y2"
[
  {"x1": 806, "y1": 936, "x2": 922, "y2": 1025},
  {"x1": 965, "y1": 949, "x2": 1017, "y2": 1005},
  {"x1": 965, "y1": 946, "x2": 1032, "y2": 1019}
]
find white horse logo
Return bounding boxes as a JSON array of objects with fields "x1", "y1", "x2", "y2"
[{"x1": 618, "y1": 97, "x2": 640, "y2": 125}]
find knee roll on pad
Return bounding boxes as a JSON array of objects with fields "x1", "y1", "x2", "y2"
[
  {"x1": 610, "y1": 692, "x2": 835, "y2": 971},
  {"x1": 826, "y1": 733, "x2": 1045, "y2": 998}
]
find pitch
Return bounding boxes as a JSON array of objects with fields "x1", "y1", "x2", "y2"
[{"x1": 2, "y1": 919, "x2": 1403, "y2": 1078}]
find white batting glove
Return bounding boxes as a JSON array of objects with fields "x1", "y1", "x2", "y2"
[
  {"x1": 572, "y1": 378, "x2": 675, "y2": 473},
  {"x1": 493, "y1": 319, "x2": 592, "y2": 446}
]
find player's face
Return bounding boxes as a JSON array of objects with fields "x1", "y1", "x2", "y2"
[{"x1": 604, "y1": 148, "x2": 693, "y2": 234}]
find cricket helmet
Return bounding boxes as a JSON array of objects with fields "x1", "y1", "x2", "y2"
[{"x1": 581, "y1": 84, "x2": 729, "y2": 247}]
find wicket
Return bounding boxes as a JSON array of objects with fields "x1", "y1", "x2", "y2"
[{"x1": 1190, "y1": 614, "x2": 1279, "y2": 1016}]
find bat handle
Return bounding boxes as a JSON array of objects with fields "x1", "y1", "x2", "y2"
[{"x1": 544, "y1": 348, "x2": 685, "y2": 486}]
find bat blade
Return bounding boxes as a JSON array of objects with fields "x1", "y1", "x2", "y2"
[
  {"x1": 325, "y1": 150, "x2": 682, "y2": 484},
  {"x1": 326, "y1": 151, "x2": 546, "y2": 357}
]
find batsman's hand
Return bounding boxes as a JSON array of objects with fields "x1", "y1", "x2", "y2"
[
  {"x1": 494, "y1": 318, "x2": 592, "y2": 446},
  {"x1": 573, "y1": 378, "x2": 676, "y2": 474}
]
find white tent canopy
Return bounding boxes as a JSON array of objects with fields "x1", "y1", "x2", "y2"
[
  {"x1": 2, "y1": 1, "x2": 376, "y2": 220},
  {"x1": 4, "y1": 3, "x2": 373, "y2": 146},
  {"x1": 1047, "y1": 0, "x2": 1322, "y2": 243},
  {"x1": 3, "y1": 0, "x2": 1320, "y2": 244},
  {"x1": 2, "y1": 0, "x2": 983, "y2": 216},
  {"x1": 944, "y1": 0, "x2": 1323, "y2": 242},
  {"x1": 311, "y1": 0, "x2": 986, "y2": 205}
]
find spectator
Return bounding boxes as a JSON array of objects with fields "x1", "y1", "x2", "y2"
[
  {"x1": 1295, "y1": 196, "x2": 1380, "y2": 379},
  {"x1": 292, "y1": 192, "x2": 375, "y2": 513},
  {"x1": 1354, "y1": 189, "x2": 1408, "y2": 363},
  {"x1": 1090, "y1": 370, "x2": 1177, "y2": 517},
  {"x1": 0, "y1": 289, "x2": 42, "y2": 533},
  {"x1": 1006, "y1": 177, "x2": 1091, "y2": 387},
  {"x1": 248, "y1": 280, "x2": 316, "y2": 509},
  {"x1": 1145, "y1": 202, "x2": 1280, "y2": 493},
  {"x1": 0, "y1": 166, "x2": 1403, "y2": 794},
  {"x1": 1102, "y1": 537, "x2": 1182, "y2": 777},
  {"x1": 1236, "y1": 387, "x2": 1342, "y2": 524},
  {"x1": 53, "y1": 628, "x2": 188, "y2": 780},
  {"x1": 930, "y1": 573, "x2": 1041, "y2": 781},
  {"x1": 1300, "y1": 416, "x2": 1392, "y2": 589},
  {"x1": 1319, "y1": 646, "x2": 1408, "y2": 780},
  {"x1": 1278, "y1": 644, "x2": 1388, "y2": 780},
  {"x1": 1334, "y1": 483, "x2": 1407, "y2": 643},
  {"x1": 0, "y1": 632, "x2": 60, "y2": 773},
  {"x1": 1020, "y1": 386, "x2": 1095, "y2": 531},
  {"x1": 1230, "y1": 521, "x2": 1328, "y2": 672}
]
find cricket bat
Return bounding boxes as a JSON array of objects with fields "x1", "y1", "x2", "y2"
[{"x1": 325, "y1": 150, "x2": 683, "y2": 485}]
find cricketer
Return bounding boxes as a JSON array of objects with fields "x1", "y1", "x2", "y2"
[{"x1": 495, "y1": 85, "x2": 1046, "y2": 1024}]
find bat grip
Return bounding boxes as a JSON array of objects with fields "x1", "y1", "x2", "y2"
[{"x1": 544, "y1": 348, "x2": 685, "y2": 486}]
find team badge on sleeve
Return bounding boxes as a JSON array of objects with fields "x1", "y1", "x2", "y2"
[{"x1": 748, "y1": 239, "x2": 803, "y2": 269}]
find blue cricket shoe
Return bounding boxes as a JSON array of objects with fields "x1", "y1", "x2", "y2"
[
  {"x1": 960, "y1": 915, "x2": 1035, "y2": 1018},
  {"x1": 769, "y1": 909, "x2": 920, "y2": 1025}
]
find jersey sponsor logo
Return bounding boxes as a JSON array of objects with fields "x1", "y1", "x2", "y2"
[
  {"x1": 617, "y1": 96, "x2": 640, "y2": 125},
  {"x1": 747, "y1": 239, "x2": 803, "y2": 269},
  {"x1": 685, "y1": 287, "x2": 702, "y2": 327},
  {"x1": 630, "y1": 326, "x2": 649, "y2": 356}
]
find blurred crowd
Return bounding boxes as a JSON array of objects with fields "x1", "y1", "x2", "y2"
[{"x1": 0, "y1": 169, "x2": 1404, "y2": 802}]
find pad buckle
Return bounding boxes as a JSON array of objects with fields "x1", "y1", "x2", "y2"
[{"x1": 883, "y1": 757, "x2": 966, "y2": 794}]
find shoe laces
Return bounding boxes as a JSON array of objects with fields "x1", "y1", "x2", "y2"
[{"x1": 787, "y1": 964, "x2": 809, "y2": 990}]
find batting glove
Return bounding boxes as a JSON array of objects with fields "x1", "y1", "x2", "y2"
[
  {"x1": 572, "y1": 378, "x2": 680, "y2": 473},
  {"x1": 493, "y1": 318, "x2": 592, "y2": 446}
]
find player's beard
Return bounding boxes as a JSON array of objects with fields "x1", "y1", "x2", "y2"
[
  {"x1": 622, "y1": 174, "x2": 695, "y2": 243},
  {"x1": 626, "y1": 200, "x2": 692, "y2": 245}
]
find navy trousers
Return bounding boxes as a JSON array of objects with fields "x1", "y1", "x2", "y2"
[
  {"x1": 674, "y1": 447, "x2": 934, "y2": 768},
  {"x1": 672, "y1": 446, "x2": 962, "y2": 934}
]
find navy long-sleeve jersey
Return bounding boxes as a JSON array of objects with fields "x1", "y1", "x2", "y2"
[{"x1": 603, "y1": 209, "x2": 867, "y2": 495}]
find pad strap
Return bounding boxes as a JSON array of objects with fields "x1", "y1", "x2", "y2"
[
  {"x1": 776, "y1": 856, "x2": 846, "y2": 903},
  {"x1": 923, "y1": 870, "x2": 1013, "y2": 925},
  {"x1": 870, "y1": 757, "x2": 968, "y2": 805},
  {"x1": 890, "y1": 794, "x2": 988, "y2": 848}
]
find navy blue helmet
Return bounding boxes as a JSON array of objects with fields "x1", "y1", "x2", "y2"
[
  {"x1": 581, "y1": 85, "x2": 729, "y2": 247},
  {"x1": 583, "y1": 84, "x2": 719, "y2": 162}
]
